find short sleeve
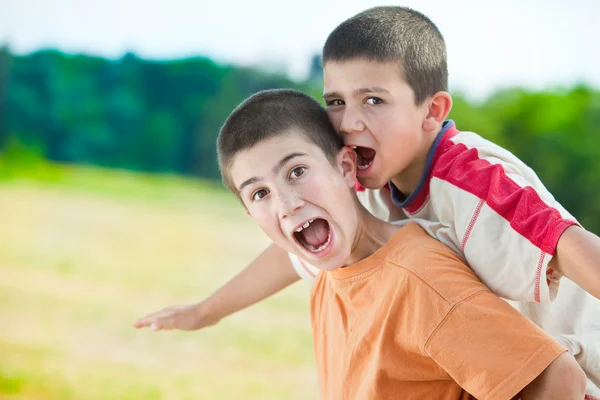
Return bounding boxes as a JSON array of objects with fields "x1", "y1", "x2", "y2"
[{"x1": 425, "y1": 290, "x2": 566, "y2": 400}]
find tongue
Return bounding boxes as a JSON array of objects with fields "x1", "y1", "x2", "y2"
[{"x1": 301, "y1": 219, "x2": 329, "y2": 246}]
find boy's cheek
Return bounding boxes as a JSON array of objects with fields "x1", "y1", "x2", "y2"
[
  {"x1": 253, "y1": 216, "x2": 278, "y2": 237},
  {"x1": 245, "y1": 208, "x2": 264, "y2": 225},
  {"x1": 326, "y1": 111, "x2": 343, "y2": 134}
]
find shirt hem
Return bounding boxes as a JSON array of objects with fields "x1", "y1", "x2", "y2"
[{"x1": 483, "y1": 343, "x2": 566, "y2": 400}]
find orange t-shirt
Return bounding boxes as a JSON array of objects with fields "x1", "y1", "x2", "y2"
[{"x1": 310, "y1": 223, "x2": 566, "y2": 400}]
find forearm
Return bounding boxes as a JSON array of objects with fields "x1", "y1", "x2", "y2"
[
  {"x1": 199, "y1": 242, "x2": 301, "y2": 324},
  {"x1": 551, "y1": 225, "x2": 600, "y2": 300}
]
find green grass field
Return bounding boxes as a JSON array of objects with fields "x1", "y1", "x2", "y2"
[{"x1": 0, "y1": 163, "x2": 316, "y2": 399}]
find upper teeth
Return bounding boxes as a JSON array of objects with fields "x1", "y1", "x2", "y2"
[
  {"x1": 296, "y1": 219, "x2": 315, "y2": 233},
  {"x1": 350, "y1": 146, "x2": 357, "y2": 149}
]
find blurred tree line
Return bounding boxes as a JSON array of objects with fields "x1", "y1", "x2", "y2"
[
  {"x1": 0, "y1": 48, "x2": 599, "y2": 231},
  {"x1": 0, "y1": 49, "x2": 322, "y2": 179}
]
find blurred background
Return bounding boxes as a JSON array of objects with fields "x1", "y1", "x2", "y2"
[{"x1": 0, "y1": 0, "x2": 599, "y2": 399}]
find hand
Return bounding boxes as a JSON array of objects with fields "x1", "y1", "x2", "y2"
[{"x1": 133, "y1": 303, "x2": 219, "y2": 331}]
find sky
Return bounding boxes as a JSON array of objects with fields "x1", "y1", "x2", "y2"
[{"x1": 1, "y1": 0, "x2": 598, "y2": 99}]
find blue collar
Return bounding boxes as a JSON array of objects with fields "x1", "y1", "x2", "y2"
[{"x1": 389, "y1": 120, "x2": 456, "y2": 208}]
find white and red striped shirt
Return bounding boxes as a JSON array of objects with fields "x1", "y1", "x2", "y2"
[{"x1": 289, "y1": 121, "x2": 600, "y2": 397}]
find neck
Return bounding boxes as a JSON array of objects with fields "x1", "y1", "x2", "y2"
[
  {"x1": 391, "y1": 126, "x2": 440, "y2": 197},
  {"x1": 345, "y1": 203, "x2": 399, "y2": 266}
]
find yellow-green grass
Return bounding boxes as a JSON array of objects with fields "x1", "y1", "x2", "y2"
[{"x1": 0, "y1": 164, "x2": 316, "y2": 399}]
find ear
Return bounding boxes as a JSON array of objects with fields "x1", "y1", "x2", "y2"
[
  {"x1": 422, "y1": 91, "x2": 453, "y2": 133},
  {"x1": 337, "y1": 146, "x2": 357, "y2": 188}
]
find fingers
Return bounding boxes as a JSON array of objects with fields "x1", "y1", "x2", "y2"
[
  {"x1": 153, "y1": 315, "x2": 175, "y2": 331},
  {"x1": 133, "y1": 310, "x2": 162, "y2": 328},
  {"x1": 133, "y1": 308, "x2": 175, "y2": 330}
]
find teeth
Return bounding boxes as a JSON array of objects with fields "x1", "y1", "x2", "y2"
[
  {"x1": 350, "y1": 145, "x2": 357, "y2": 149},
  {"x1": 295, "y1": 219, "x2": 316, "y2": 233},
  {"x1": 357, "y1": 161, "x2": 372, "y2": 171}
]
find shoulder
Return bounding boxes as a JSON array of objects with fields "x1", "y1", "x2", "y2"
[
  {"x1": 383, "y1": 223, "x2": 490, "y2": 305},
  {"x1": 433, "y1": 129, "x2": 534, "y2": 184}
]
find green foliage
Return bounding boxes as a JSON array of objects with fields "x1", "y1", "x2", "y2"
[
  {"x1": 1, "y1": 49, "x2": 599, "y2": 231},
  {"x1": 1, "y1": 50, "x2": 307, "y2": 178},
  {"x1": 0, "y1": 135, "x2": 60, "y2": 182}
]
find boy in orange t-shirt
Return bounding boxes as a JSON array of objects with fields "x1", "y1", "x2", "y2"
[{"x1": 213, "y1": 89, "x2": 586, "y2": 400}]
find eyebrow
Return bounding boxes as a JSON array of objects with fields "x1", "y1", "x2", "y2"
[
  {"x1": 237, "y1": 152, "x2": 307, "y2": 192},
  {"x1": 323, "y1": 86, "x2": 390, "y2": 100}
]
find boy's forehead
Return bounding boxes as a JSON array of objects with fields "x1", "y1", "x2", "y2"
[
  {"x1": 323, "y1": 59, "x2": 406, "y2": 91},
  {"x1": 260, "y1": 129, "x2": 322, "y2": 154},
  {"x1": 230, "y1": 131, "x2": 326, "y2": 183}
]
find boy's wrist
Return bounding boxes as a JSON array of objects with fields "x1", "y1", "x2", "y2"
[{"x1": 194, "y1": 299, "x2": 221, "y2": 328}]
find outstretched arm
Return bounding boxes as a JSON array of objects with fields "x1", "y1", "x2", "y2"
[
  {"x1": 550, "y1": 225, "x2": 600, "y2": 300},
  {"x1": 134, "y1": 243, "x2": 300, "y2": 331}
]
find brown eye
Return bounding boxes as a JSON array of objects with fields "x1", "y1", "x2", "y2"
[
  {"x1": 289, "y1": 166, "x2": 306, "y2": 179},
  {"x1": 252, "y1": 189, "x2": 269, "y2": 201}
]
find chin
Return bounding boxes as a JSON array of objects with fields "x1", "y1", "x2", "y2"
[{"x1": 357, "y1": 175, "x2": 388, "y2": 190}]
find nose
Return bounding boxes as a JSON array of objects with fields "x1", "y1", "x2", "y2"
[
  {"x1": 276, "y1": 190, "x2": 305, "y2": 219},
  {"x1": 338, "y1": 106, "x2": 366, "y2": 136}
]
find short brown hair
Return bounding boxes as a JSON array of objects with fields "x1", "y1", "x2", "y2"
[
  {"x1": 323, "y1": 6, "x2": 447, "y2": 105},
  {"x1": 217, "y1": 89, "x2": 344, "y2": 195}
]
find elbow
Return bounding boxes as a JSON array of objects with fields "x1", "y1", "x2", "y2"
[{"x1": 522, "y1": 352, "x2": 587, "y2": 399}]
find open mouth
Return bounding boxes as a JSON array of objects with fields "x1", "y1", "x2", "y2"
[
  {"x1": 293, "y1": 218, "x2": 332, "y2": 254},
  {"x1": 351, "y1": 146, "x2": 376, "y2": 172}
]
